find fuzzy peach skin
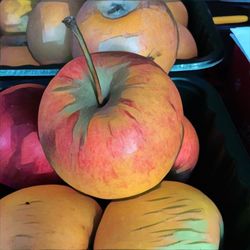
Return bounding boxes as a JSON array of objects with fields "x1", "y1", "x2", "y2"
[
  {"x1": 73, "y1": 0, "x2": 178, "y2": 73},
  {"x1": 168, "y1": 116, "x2": 200, "y2": 181},
  {"x1": 38, "y1": 52, "x2": 184, "y2": 199}
]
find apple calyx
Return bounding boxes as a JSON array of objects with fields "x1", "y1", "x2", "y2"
[
  {"x1": 97, "y1": 1, "x2": 140, "y2": 19},
  {"x1": 62, "y1": 16, "x2": 104, "y2": 106}
]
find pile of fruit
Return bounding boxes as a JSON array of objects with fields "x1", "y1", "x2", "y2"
[
  {"x1": 0, "y1": 0, "x2": 198, "y2": 68},
  {"x1": 0, "y1": 1, "x2": 223, "y2": 249}
]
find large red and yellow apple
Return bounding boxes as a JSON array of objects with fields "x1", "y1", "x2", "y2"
[
  {"x1": 0, "y1": 84, "x2": 61, "y2": 189},
  {"x1": 72, "y1": 0, "x2": 179, "y2": 73},
  {"x1": 38, "y1": 17, "x2": 184, "y2": 199}
]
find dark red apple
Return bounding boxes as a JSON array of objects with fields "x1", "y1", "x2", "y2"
[
  {"x1": 0, "y1": 84, "x2": 61, "y2": 189},
  {"x1": 38, "y1": 17, "x2": 184, "y2": 199}
]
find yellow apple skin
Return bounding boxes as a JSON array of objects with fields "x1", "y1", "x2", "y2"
[
  {"x1": 0, "y1": 185, "x2": 102, "y2": 249},
  {"x1": 166, "y1": 0, "x2": 189, "y2": 27},
  {"x1": 94, "y1": 181, "x2": 224, "y2": 250}
]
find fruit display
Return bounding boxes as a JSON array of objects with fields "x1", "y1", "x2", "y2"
[
  {"x1": 0, "y1": 84, "x2": 61, "y2": 189},
  {"x1": 94, "y1": 181, "x2": 223, "y2": 250},
  {"x1": 0, "y1": 185, "x2": 102, "y2": 249},
  {"x1": 38, "y1": 50, "x2": 184, "y2": 199},
  {"x1": 0, "y1": 0, "x2": 199, "y2": 67},
  {"x1": 0, "y1": 1, "x2": 243, "y2": 249}
]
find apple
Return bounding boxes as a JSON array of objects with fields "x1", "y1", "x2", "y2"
[
  {"x1": 177, "y1": 23, "x2": 198, "y2": 59},
  {"x1": 94, "y1": 181, "x2": 223, "y2": 250},
  {"x1": 0, "y1": 84, "x2": 61, "y2": 189},
  {"x1": 0, "y1": 185, "x2": 102, "y2": 249},
  {"x1": 168, "y1": 116, "x2": 200, "y2": 181},
  {"x1": 165, "y1": 0, "x2": 188, "y2": 27},
  {"x1": 26, "y1": 0, "x2": 84, "y2": 64},
  {"x1": 38, "y1": 17, "x2": 183, "y2": 199},
  {"x1": 0, "y1": 0, "x2": 38, "y2": 33},
  {"x1": 72, "y1": 0, "x2": 179, "y2": 73}
]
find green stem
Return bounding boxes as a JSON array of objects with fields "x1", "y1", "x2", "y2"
[{"x1": 62, "y1": 16, "x2": 104, "y2": 106}]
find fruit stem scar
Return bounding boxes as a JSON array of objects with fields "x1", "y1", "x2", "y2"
[{"x1": 62, "y1": 16, "x2": 104, "y2": 106}]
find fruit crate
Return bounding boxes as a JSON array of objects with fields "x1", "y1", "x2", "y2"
[
  {"x1": 1, "y1": 76, "x2": 250, "y2": 250},
  {"x1": 0, "y1": 0, "x2": 224, "y2": 77}
]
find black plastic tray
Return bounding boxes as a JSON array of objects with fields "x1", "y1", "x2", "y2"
[
  {"x1": 172, "y1": 0, "x2": 225, "y2": 72},
  {"x1": 0, "y1": 0, "x2": 224, "y2": 77},
  {"x1": 1, "y1": 76, "x2": 250, "y2": 249},
  {"x1": 174, "y1": 76, "x2": 250, "y2": 250}
]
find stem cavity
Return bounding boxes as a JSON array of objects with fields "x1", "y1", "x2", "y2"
[{"x1": 62, "y1": 16, "x2": 104, "y2": 106}]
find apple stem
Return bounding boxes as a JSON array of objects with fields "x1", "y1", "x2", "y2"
[{"x1": 62, "y1": 16, "x2": 104, "y2": 106}]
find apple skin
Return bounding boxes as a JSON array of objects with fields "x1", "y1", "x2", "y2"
[
  {"x1": 0, "y1": 84, "x2": 61, "y2": 189},
  {"x1": 168, "y1": 116, "x2": 200, "y2": 181},
  {"x1": 72, "y1": 0, "x2": 178, "y2": 73},
  {"x1": 176, "y1": 23, "x2": 198, "y2": 60},
  {"x1": 165, "y1": 0, "x2": 188, "y2": 27},
  {"x1": 94, "y1": 181, "x2": 223, "y2": 250},
  {"x1": 26, "y1": 0, "x2": 84, "y2": 65},
  {"x1": 38, "y1": 52, "x2": 184, "y2": 199}
]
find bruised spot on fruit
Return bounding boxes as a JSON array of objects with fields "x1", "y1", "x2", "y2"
[
  {"x1": 98, "y1": 35, "x2": 141, "y2": 54},
  {"x1": 146, "y1": 49, "x2": 162, "y2": 62}
]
